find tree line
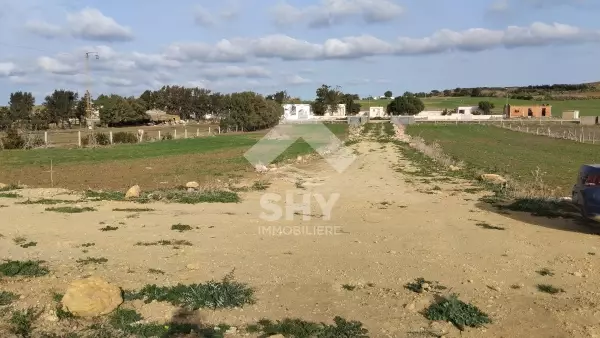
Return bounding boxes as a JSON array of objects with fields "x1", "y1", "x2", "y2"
[{"x1": 0, "y1": 86, "x2": 283, "y2": 132}]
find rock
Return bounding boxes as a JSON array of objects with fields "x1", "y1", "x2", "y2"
[
  {"x1": 421, "y1": 283, "x2": 431, "y2": 291},
  {"x1": 488, "y1": 285, "x2": 501, "y2": 292},
  {"x1": 185, "y1": 181, "x2": 199, "y2": 189},
  {"x1": 467, "y1": 279, "x2": 474, "y2": 283},
  {"x1": 404, "y1": 303, "x2": 416, "y2": 311},
  {"x1": 62, "y1": 277, "x2": 123, "y2": 317},
  {"x1": 186, "y1": 263, "x2": 200, "y2": 270},
  {"x1": 449, "y1": 165, "x2": 461, "y2": 171},
  {"x1": 428, "y1": 321, "x2": 452, "y2": 336},
  {"x1": 296, "y1": 155, "x2": 303, "y2": 162},
  {"x1": 0, "y1": 183, "x2": 6, "y2": 189},
  {"x1": 573, "y1": 271, "x2": 583, "y2": 277},
  {"x1": 42, "y1": 310, "x2": 59, "y2": 322},
  {"x1": 125, "y1": 185, "x2": 141, "y2": 199},
  {"x1": 225, "y1": 326, "x2": 237, "y2": 335},
  {"x1": 267, "y1": 335, "x2": 285, "y2": 338},
  {"x1": 187, "y1": 188, "x2": 195, "y2": 192},
  {"x1": 254, "y1": 163, "x2": 268, "y2": 173},
  {"x1": 388, "y1": 250, "x2": 397, "y2": 254},
  {"x1": 480, "y1": 174, "x2": 507, "y2": 185}
]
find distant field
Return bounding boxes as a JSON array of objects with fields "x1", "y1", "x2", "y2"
[
  {"x1": 0, "y1": 124, "x2": 348, "y2": 190},
  {"x1": 356, "y1": 97, "x2": 600, "y2": 116},
  {"x1": 405, "y1": 124, "x2": 591, "y2": 196}
]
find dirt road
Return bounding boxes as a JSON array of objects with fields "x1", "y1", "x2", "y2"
[{"x1": 1, "y1": 125, "x2": 600, "y2": 337}]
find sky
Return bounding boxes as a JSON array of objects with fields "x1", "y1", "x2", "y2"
[{"x1": 0, "y1": 0, "x2": 599, "y2": 103}]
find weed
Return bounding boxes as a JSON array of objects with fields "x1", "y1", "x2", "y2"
[
  {"x1": 17, "y1": 199, "x2": 73, "y2": 205},
  {"x1": 108, "y1": 308, "x2": 216, "y2": 337},
  {"x1": 51, "y1": 292, "x2": 63, "y2": 302},
  {"x1": 588, "y1": 252, "x2": 596, "y2": 256},
  {"x1": 80, "y1": 243, "x2": 95, "y2": 248},
  {"x1": 537, "y1": 268, "x2": 555, "y2": 276},
  {"x1": 148, "y1": 268, "x2": 165, "y2": 275},
  {"x1": 247, "y1": 316, "x2": 368, "y2": 338},
  {"x1": 252, "y1": 180, "x2": 271, "y2": 191},
  {"x1": 112, "y1": 208, "x2": 154, "y2": 212},
  {"x1": 10, "y1": 307, "x2": 40, "y2": 337},
  {"x1": 404, "y1": 278, "x2": 447, "y2": 293},
  {"x1": 85, "y1": 190, "x2": 125, "y2": 201},
  {"x1": 45, "y1": 206, "x2": 96, "y2": 213},
  {"x1": 124, "y1": 270, "x2": 254, "y2": 310},
  {"x1": 20, "y1": 242, "x2": 37, "y2": 248},
  {"x1": 171, "y1": 223, "x2": 193, "y2": 232},
  {"x1": 537, "y1": 284, "x2": 564, "y2": 294},
  {"x1": 125, "y1": 214, "x2": 139, "y2": 219},
  {"x1": 510, "y1": 284, "x2": 522, "y2": 289},
  {"x1": 135, "y1": 240, "x2": 193, "y2": 247},
  {"x1": 100, "y1": 226, "x2": 118, "y2": 231},
  {"x1": 0, "y1": 290, "x2": 19, "y2": 305},
  {"x1": 0, "y1": 192, "x2": 20, "y2": 198},
  {"x1": 475, "y1": 222, "x2": 505, "y2": 230},
  {"x1": 13, "y1": 236, "x2": 26, "y2": 245},
  {"x1": 342, "y1": 284, "x2": 356, "y2": 291},
  {"x1": 432, "y1": 185, "x2": 442, "y2": 191},
  {"x1": 0, "y1": 260, "x2": 49, "y2": 277},
  {"x1": 425, "y1": 294, "x2": 491, "y2": 331},
  {"x1": 56, "y1": 306, "x2": 74, "y2": 321},
  {"x1": 295, "y1": 179, "x2": 305, "y2": 189},
  {"x1": 76, "y1": 257, "x2": 108, "y2": 265}
]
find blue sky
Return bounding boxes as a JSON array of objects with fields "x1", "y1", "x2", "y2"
[{"x1": 0, "y1": 0, "x2": 599, "y2": 103}]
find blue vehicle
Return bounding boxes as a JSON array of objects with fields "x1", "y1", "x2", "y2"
[{"x1": 572, "y1": 164, "x2": 600, "y2": 221}]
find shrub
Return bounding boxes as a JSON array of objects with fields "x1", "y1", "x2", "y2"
[
  {"x1": 161, "y1": 132, "x2": 173, "y2": 140},
  {"x1": 95, "y1": 133, "x2": 111, "y2": 145},
  {"x1": 1, "y1": 128, "x2": 25, "y2": 149},
  {"x1": 112, "y1": 131, "x2": 137, "y2": 144}
]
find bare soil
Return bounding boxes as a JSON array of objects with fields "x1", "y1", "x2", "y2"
[{"x1": 1, "y1": 127, "x2": 600, "y2": 337}]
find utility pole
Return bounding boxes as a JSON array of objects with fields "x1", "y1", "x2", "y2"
[{"x1": 84, "y1": 52, "x2": 99, "y2": 128}]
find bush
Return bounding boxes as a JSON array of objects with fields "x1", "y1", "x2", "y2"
[
  {"x1": 1, "y1": 128, "x2": 25, "y2": 149},
  {"x1": 161, "y1": 132, "x2": 173, "y2": 140},
  {"x1": 95, "y1": 133, "x2": 111, "y2": 145},
  {"x1": 112, "y1": 132, "x2": 137, "y2": 144},
  {"x1": 23, "y1": 134, "x2": 44, "y2": 149}
]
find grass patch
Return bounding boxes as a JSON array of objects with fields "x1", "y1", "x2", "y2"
[
  {"x1": 537, "y1": 268, "x2": 555, "y2": 276},
  {"x1": 0, "y1": 291, "x2": 19, "y2": 306},
  {"x1": 100, "y1": 226, "x2": 118, "y2": 231},
  {"x1": 0, "y1": 183, "x2": 21, "y2": 191},
  {"x1": 124, "y1": 270, "x2": 254, "y2": 310},
  {"x1": 252, "y1": 180, "x2": 271, "y2": 191},
  {"x1": 0, "y1": 192, "x2": 20, "y2": 198},
  {"x1": 425, "y1": 294, "x2": 491, "y2": 331},
  {"x1": 80, "y1": 243, "x2": 95, "y2": 247},
  {"x1": 52, "y1": 292, "x2": 63, "y2": 302},
  {"x1": 475, "y1": 221, "x2": 505, "y2": 230},
  {"x1": 0, "y1": 260, "x2": 49, "y2": 277},
  {"x1": 171, "y1": 223, "x2": 193, "y2": 232},
  {"x1": 342, "y1": 284, "x2": 356, "y2": 291},
  {"x1": 20, "y1": 241, "x2": 37, "y2": 248},
  {"x1": 537, "y1": 284, "x2": 564, "y2": 294},
  {"x1": 45, "y1": 206, "x2": 96, "y2": 213},
  {"x1": 9, "y1": 307, "x2": 40, "y2": 337},
  {"x1": 148, "y1": 268, "x2": 165, "y2": 275},
  {"x1": 112, "y1": 208, "x2": 154, "y2": 212},
  {"x1": 86, "y1": 189, "x2": 240, "y2": 204},
  {"x1": 247, "y1": 316, "x2": 368, "y2": 338},
  {"x1": 76, "y1": 257, "x2": 108, "y2": 265},
  {"x1": 404, "y1": 277, "x2": 447, "y2": 293},
  {"x1": 500, "y1": 198, "x2": 578, "y2": 218},
  {"x1": 135, "y1": 239, "x2": 193, "y2": 247},
  {"x1": 17, "y1": 199, "x2": 73, "y2": 205}
]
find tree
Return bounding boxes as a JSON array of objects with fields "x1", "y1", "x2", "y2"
[
  {"x1": 8, "y1": 91, "x2": 35, "y2": 125},
  {"x1": 471, "y1": 88, "x2": 482, "y2": 97},
  {"x1": 266, "y1": 90, "x2": 290, "y2": 104},
  {"x1": 384, "y1": 90, "x2": 393, "y2": 98},
  {"x1": 386, "y1": 93, "x2": 425, "y2": 116},
  {"x1": 97, "y1": 94, "x2": 150, "y2": 126},
  {"x1": 220, "y1": 92, "x2": 282, "y2": 131},
  {"x1": 443, "y1": 89, "x2": 452, "y2": 97},
  {"x1": 43, "y1": 90, "x2": 78, "y2": 127},
  {"x1": 341, "y1": 94, "x2": 361, "y2": 115},
  {"x1": 477, "y1": 101, "x2": 495, "y2": 115}
]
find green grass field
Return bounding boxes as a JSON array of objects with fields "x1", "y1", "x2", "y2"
[
  {"x1": 405, "y1": 124, "x2": 590, "y2": 195},
  {"x1": 0, "y1": 123, "x2": 348, "y2": 190},
  {"x1": 356, "y1": 97, "x2": 600, "y2": 116}
]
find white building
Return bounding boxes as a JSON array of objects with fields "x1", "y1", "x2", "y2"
[
  {"x1": 282, "y1": 103, "x2": 312, "y2": 120},
  {"x1": 456, "y1": 106, "x2": 479, "y2": 114},
  {"x1": 369, "y1": 106, "x2": 386, "y2": 117}
]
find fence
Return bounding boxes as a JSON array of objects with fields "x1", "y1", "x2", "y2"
[
  {"x1": 22, "y1": 123, "x2": 224, "y2": 148},
  {"x1": 492, "y1": 122, "x2": 600, "y2": 144}
]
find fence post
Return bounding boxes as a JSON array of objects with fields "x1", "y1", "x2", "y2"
[
  {"x1": 184, "y1": 129, "x2": 188, "y2": 139},
  {"x1": 44, "y1": 131, "x2": 48, "y2": 146},
  {"x1": 209, "y1": 126, "x2": 211, "y2": 134},
  {"x1": 218, "y1": 126, "x2": 221, "y2": 134},
  {"x1": 109, "y1": 131, "x2": 113, "y2": 144},
  {"x1": 78, "y1": 131, "x2": 81, "y2": 147},
  {"x1": 196, "y1": 128, "x2": 199, "y2": 137},
  {"x1": 174, "y1": 129, "x2": 177, "y2": 139},
  {"x1": 235, "y1": 125, "x2": 238, "y2": 132},
  {"x1": 158, "y1": 130, "x2": 161, "y2": 140}
]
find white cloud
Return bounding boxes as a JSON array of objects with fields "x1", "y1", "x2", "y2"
[
  {"x1": 102, "y1": 76, "x2": 134, "y2": 87},
  {"x1": 285, "y1": 75, "x2": 311, "y2": 85},
  {"x1": 271, "y1": 0, "x2": 404, "y2": 28},
  {"x1": 193, "y1": 5, "x2": 216, "y2": 27},
  {"x1": 37, "y1": 56, "x2": 78, "y2": 75},
  {"x1": 200, "y1": 65, "x2": 271, "y2": 79},
  {"x1": 163, "y1": 22, "x2": 600, "y2": 61},
  {"x1": 0, "y1": 62, "x2": 22, "y2": 77},
  {"x1": 26, "y1": 8, "x2": 133, "y2": 42}
]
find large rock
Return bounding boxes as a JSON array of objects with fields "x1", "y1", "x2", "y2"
[
  {"x1": 125, "y1": 185, "x2": 141, "y2": 198},
  {"x1": 62, "y1": 277, "x2": 123, "y2": 317},
  {"x1": 185, "y1": 181, "x2": 199, "y2": 189},
  {"x1": 0, "y1": 183, "x2": 6, "y2": 189},
  {"x1": 480, "y1": 174, "x2": 507, "y2": 185}
]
